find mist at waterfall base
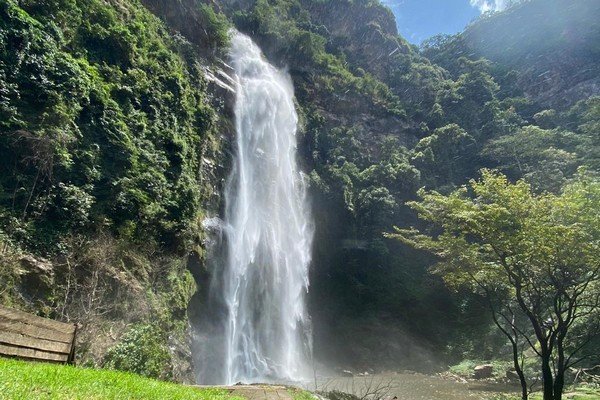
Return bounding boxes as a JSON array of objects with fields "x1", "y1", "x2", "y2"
[{"x1": 192, "y1": 32, "x2": 314, "y2": 385}]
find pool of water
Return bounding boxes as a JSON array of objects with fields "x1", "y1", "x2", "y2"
[{"x1": 310, "y1": 372, "x2": 519, "y2": 400}]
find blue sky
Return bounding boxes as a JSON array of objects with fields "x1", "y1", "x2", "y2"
[{"x1": 381, "y1": 0, "x2": 507, "y2": 45}]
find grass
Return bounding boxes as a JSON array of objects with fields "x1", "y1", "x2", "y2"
[
  {"x1": 532, "y1": 386, "x2": 600, "y2": 400},
  {"x1": 492, "y1": 386, "x2": 600, "y2": 400},
  {"x1": 289, "y1": 388, "x2": 317, "y2": 400},
  {"x1": 3, "y1": 356, "x2": 596, "y2": 400},
  {"x1": 0, "y1": 357, "x2": 239, "y2": 400},
  {"x1": 449, "y1": 360, "x2": 600, "y2": 400}
]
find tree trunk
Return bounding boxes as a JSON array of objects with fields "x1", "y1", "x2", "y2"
[
  {"x1": 509, "y1": 328, "x2": 529, "y2": 400},
  {"x1": 541, "y1": 354, "x2": 555, "y2": 400},
  {"x1": 510, "y1": 338, "x2": 528, "y2": 400},
  {"x1": 553, "y1": 368, "x2": 564, "y2": 400},
  {"x1": 553, "y1": 338, "x2": 566, "y2": 400},
  {"x1": 487, "y1": 300, "x2": 529, "y2": 399}
]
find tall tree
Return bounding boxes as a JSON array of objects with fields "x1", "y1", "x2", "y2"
[{"x1": 387, "y1": 170, "x2": 600, "y2": 400}]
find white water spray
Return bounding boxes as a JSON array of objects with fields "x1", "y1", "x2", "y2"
[{"x1": 195, "y1": 32, "x2": 313, "y2": 385}]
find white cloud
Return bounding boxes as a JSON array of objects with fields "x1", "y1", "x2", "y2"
[{"x1": 470, "y1": 0, "x2": 511, "y2": 13}]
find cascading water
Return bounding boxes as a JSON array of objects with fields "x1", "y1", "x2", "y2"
[{"x1": 194, "y1": 32, "x2": 313, "y2": 385}]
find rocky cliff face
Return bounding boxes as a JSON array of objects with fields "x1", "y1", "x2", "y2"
[
  {"x1": 140, "y1": 0, "x2": 437, "y2": 372},
  {"x1": 433, "y1": 0, "x2": 600, "y2": 109},
  {"x1": 300, "y1": 0, "x2": 411, "y2": 80},
  {"x1": 4, "y1": 0, "x2": 597, "y2": 381}
]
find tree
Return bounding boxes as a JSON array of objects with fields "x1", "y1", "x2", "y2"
[
  {"x1": 411, "y1": 123, "x2": 475, "y2": 188},
  {"x1": 387, "y1": 170, "x2": 600, "y2": 400},
  {"x1": 483, "y1": 125, "x2": 583, "y2": 192}
]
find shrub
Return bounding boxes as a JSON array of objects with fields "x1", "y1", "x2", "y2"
[
  {"x1": 103, "y1": 324, "x2": 173, "y2": 380},
  {"x1": 197, "y1": 4, "x2": 230, "y2": 48}
]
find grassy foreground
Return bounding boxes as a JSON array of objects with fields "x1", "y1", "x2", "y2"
[
  {"x1": 494, "y1": 387, "x2": 600, "y2": 400},
  {"x1": 0, "y1": 358, "x2": 237, "y2": 400},
  {"x1": 530, "y1": 387, "x2": 600, "y2": 400}
]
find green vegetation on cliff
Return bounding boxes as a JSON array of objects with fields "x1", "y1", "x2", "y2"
[
  {"x1": 0, "y1": 0, "x2": 223, "y2": 251},
  {"x1": 0, "y1": 0, "x2": 598, "y2": 387},
  {"x1": 214, "y1": 0, "x2": 600, "y2": 371},
  {"x1": 0, "y1": 0, "x2": 229, "y2": 379}
]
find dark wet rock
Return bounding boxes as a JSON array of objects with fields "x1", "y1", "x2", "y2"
[{"x1": 472, "y1": 364, "x2": 493, "y2": 379}]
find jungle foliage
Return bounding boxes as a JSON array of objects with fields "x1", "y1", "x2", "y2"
[
  {"x1": 0, "y1": 0, "x2": 225, "y2": 254},
  {"x1": 0, "y1": 0, "x2": 228, "y2": 375},
  {"x1": 0, "y1": 0, "x2": 598, "y2": 382},
  {"x1": 241, "y1": 0, "x2": 600, "y2": 370}
]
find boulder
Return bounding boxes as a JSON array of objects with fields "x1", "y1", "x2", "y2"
[
  {"x1": 19, "y1": 254, "x2": 53, "y2": 275},
  {"x1": 472, "y1": 364, "x2": 494, "y2": 379},
  {"x1": 18, "y1": 254, "x2": 54, "y2": 286},
  {"x1": 506, "y1": 369, "x2": 521, "y2": 382}
]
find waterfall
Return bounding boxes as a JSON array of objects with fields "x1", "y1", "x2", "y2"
[{"x1": 194, "y1": 32, "x2": 313, "y2": 385}]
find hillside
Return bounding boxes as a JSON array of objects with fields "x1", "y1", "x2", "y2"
[
  {"x1": 0, "y1": 0, "x2": 231, "y2": 380},
  {"x1": 423, "y1": 0, "x2": 600, "y2": 108},
  {"x1": 0, "y1": 0, "x2": 598, "y2": 383}
]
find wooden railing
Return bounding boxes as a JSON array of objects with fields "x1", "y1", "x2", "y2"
[{"x1": 0, "y1": 305, "x2": 76, "y2": 364}]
